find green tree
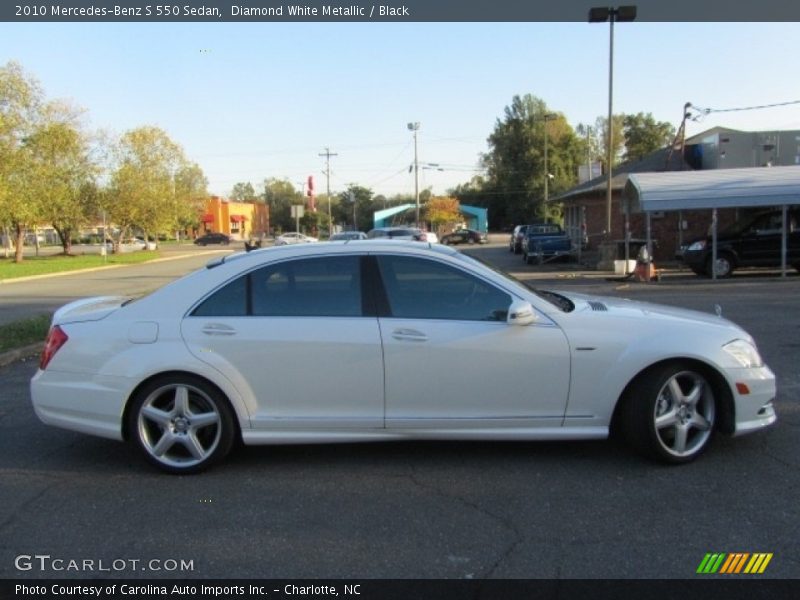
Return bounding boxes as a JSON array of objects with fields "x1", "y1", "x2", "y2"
[
  {"x1": 622, "y1": 112, "x2": 676, "y2": 162},
  {"x1": 173, "y1": 162, "x2": 208, "y2": 240},
  {"x1": 230, "y1": 181, "x2": 257, "y2": 202},
  {"x1": 0, "y1": 61, "x2": 45, "y2": 262},
  {"x1": 263, "y1": 178, "x2": 301, "y2": 233},
  {"x1": 336, "y1": 184, "x2": 374, "y2": 232},
  {"x1": 105, "y1": 126, "x2": 188, "y2": 251},
  {"x1": 482, "y1": 94, "x2": 582, "y2": 227},
  {"x1": 26, "y1": 107, "x2": 97, "y2": 255}
]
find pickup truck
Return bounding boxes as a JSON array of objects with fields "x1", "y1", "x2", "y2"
[{"x1": 522, "y1": 223, "x2": 572, "y2": 265}]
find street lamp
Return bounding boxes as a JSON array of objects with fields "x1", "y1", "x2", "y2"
[
  {"x1": 407, "y1": 122, "x2": 420, "y2": 227},
  {"x1": 589, "y1": 6, "x2": 637, "y2": 239},
  {"x1": 543, "y1": 113, "x2": 557, "y2": 213}
]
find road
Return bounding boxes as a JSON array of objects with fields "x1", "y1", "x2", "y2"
[
  {"x1": 0, "y1": 245, "x2": 233, "y2": 325},
  {"x1": 0, "y1": 241, "x2": 798, "y2": 580}
]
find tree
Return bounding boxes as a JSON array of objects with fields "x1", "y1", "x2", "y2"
[
  {"x1": 25, "y1": 104, "x2": 98, "y2": 255},
  {"x1": 336, "y1": 184, "x2": 374, "y2": 232},
  {"x1": 425, "y1": 197, "x2": 461, "y2": 231},
  {"x1": 622, "y1": 112, "x2": 676, "y2": 162},
  {"x1": 230, "y1": 181, "x2": 257, "y2": 202},
  {"x1": 482, "y1": 94, "x2": 583, "y2": 228},
  {"x1": 0, "y1": 61, "x2": 45, "y2": 262},
  {"x1": 105, "y1": 126, "x2": 188, "y2": 251},
  {"x1": 173, "y1": 162, "x2": 208, "y2": 239},
  {"x1": 262, "y1": 178, "x2": 301, "y2": 233}
]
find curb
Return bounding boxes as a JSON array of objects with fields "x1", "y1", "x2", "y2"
[{"x1": 0, "y1": 342, "x2": 44, "y2": 368}]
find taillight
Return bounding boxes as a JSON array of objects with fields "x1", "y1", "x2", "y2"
[{"x1": 40, "y1": 325, "x2": 68, "y2": 370}]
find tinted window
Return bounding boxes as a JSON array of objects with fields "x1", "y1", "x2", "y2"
[
  {"x1": 193, "y1": 275, "x2": 247, "y2": 316},
  {"x1": 251, "y1": 256, "x2": 361, "y2": 317},
  {"x1": 192, "y1": 256, "x2": 362, "y2": 318},
  {"x1": 376, "y1": 255, "x2": 511, "y2": 321}
]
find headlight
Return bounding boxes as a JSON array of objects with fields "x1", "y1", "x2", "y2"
[
  {"x1": 723, "y1": 339, "x2": 764, "y2": 368},
  {"x1": 687, "y1": 240, "x2": 706, "y2": 251}
]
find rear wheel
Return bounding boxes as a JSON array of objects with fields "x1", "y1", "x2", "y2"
[
  {"x1": 620, "y1": 363, "x2": 716, "y2": 464},
  {"x1": 128, "y1": 375, "x2": 236, "y2": 474}
]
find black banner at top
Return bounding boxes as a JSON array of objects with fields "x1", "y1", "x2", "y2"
[{"x1": 3, "y1": 0, "x2": 800, "y2": 23}]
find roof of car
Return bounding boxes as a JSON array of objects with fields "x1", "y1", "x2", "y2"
[{"x1": 206, "y1": 239, "x2": 457, "y2": 269}]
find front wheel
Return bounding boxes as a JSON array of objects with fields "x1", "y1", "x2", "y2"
[
  {"x1": 620, "y1": 363, "x2": 716, "y2": 464},
  {"x1": 706, "y1": 253, "x2": 734, "y2": 278},
  {"x1": 128, "y1": 375, "x2": 236, "y2": 474}
]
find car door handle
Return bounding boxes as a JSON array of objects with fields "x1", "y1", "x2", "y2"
[
  {"x1": 391, "y1": 328, "x2": 428, "y2": 342},
  {"x1": 201, "y1": 323, "x2": 237, "y2": 336}
]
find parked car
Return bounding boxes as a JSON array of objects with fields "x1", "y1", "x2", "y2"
[
  {"x1": 274, "y1": 232, "x2": 318, "y2": 246},
  {"x1": 441, "y1": 229, "x2": 488, "y2": 245},
  {"x1": 330, "y1": 231, "x2": 368, "y2": 241},
  {"x1": 509, "y1": 224, "x2": 530, "y2": 254},
  {"x1": 367, "y1": 227, "x2": 426, "y2": 241},
  {"x1": 522, "y1": 224, "x2": 573, "y2": 265},
  {"x1": 681, "y1": 209, "x2": 800, "y2": 277},
  {"x1": 121, "y1": 237, "x2": 157, "y2": 251},
  {"x1": 194, "y1": 233, "x2": 231, "y2": 246},
  {"x1": 31, "y1": 241, "x2": 776, "y2": 473}
]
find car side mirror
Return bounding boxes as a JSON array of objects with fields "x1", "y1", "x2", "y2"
[{"x1": 507, "y1": 300, "x2": 536, "y2": 326}]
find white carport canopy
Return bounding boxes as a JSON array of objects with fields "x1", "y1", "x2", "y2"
[
  {"x1": 625, "y1": 166, "x2": 800, "y2": 279},
  {"x1": 626, "y1": 165, "x2": 800, "y2": 212}
]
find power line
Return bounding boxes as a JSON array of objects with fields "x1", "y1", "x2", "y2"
[{"x1": 688, "y1": 99, "x2": 800, "y2": 121}]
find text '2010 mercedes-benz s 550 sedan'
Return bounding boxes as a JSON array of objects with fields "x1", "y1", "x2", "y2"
[{"x1": 31, "y1": 241, "x2": 777, "y2": 473}]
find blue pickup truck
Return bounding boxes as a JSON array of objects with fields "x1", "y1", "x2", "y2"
[{"x1": 522, "y1": 223, "x2": 573, "y2": 265}]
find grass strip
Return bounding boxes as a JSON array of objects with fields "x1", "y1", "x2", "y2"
[
  {"x1": 0, "y1": 314, "x2": 52, "y2": 353},
  {"x1": 0, "y1": 251, "x2": 158, "y2": 281}
]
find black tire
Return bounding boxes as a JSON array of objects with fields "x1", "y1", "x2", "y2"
[
  {"x1": 619, "y1": 363, "x2": 716, "y2": 464},
  {"x1": 706, "y1": 253, "x2": 735, "y2": 278},
  {"x1": 127, "y1": 374, "x2": 236, "y2": 474}
]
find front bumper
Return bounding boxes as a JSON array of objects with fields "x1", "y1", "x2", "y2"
[{"x1": 728, "y1": 365, "x2": 777, "y2": 436}]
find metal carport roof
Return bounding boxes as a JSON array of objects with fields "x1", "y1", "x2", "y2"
[
  {"x1": 625, "y1": 165, "x2": 800, "y2": 212},
  {"x1": 624, "y1": 165, "x2": 800, "y2": 279}
]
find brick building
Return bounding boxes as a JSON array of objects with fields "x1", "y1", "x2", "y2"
[{"x1": 553, "y1": 127, "x2": 800, "y2": 264}]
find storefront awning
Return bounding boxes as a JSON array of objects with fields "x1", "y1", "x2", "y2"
[
  {"x1": 201, "y1": 214, "x2": 215, "y2": 223},
  {"x1": 230, "y1": 215, "x2": 247, "y2": 222}
]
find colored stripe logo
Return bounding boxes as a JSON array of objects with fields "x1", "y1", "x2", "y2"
[{"x1": 697, "y1": 553, "x2": 773, "y2": 574}]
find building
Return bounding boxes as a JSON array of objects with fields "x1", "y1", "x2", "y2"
[
  {"x1": 199, "y1": 196, "x2": 270, "y2": 241},
  {"x1": 553, "y1": 128, "x2": 800, "y2": 264}
]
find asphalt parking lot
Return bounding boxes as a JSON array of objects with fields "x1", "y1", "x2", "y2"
[{"x1": 1, "y1": 243, "x2": 798, "y2": 581}]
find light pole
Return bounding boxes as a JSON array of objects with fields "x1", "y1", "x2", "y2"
[
  {"x1": 589, "y1": 6, "x2": 637, "y2": 239},
  {"x1": 407, "y1": 122, "x2": 420, "y2": 227},
  {"x1": 543, "y1": 113, "x2": 557, "y2": 217}
]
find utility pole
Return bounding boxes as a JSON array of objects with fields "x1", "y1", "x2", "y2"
[
  {"x1": 543, "y1": 113, "x2": 557, "y2": 218},
  {"x1": 407, "y1": 122, "x2": 420, "y2": 227},
  {"x1": 319, "y1": 147, "x2": 337, "y2": 238}
]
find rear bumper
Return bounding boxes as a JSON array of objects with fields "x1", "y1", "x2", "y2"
[{"x1": 30, "y1": 369, "x2": 129, "y2": 441}]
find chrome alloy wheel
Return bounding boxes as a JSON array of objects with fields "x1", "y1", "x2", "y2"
[
  {"x1": 652, "y1": 370, "x2": 715, "y2": 458},
  {"x1": 136, "y1": 383, "x2": 223, "y2": 470}
]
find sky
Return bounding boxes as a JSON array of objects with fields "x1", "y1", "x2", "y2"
[{"x1": 2, "y1": 21, "x2": 799, "y2": 199}]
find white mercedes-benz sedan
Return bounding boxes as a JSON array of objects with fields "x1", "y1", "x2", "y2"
[{"x1": 31, "y1": 241, "x2": 776, "y2": 473}]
